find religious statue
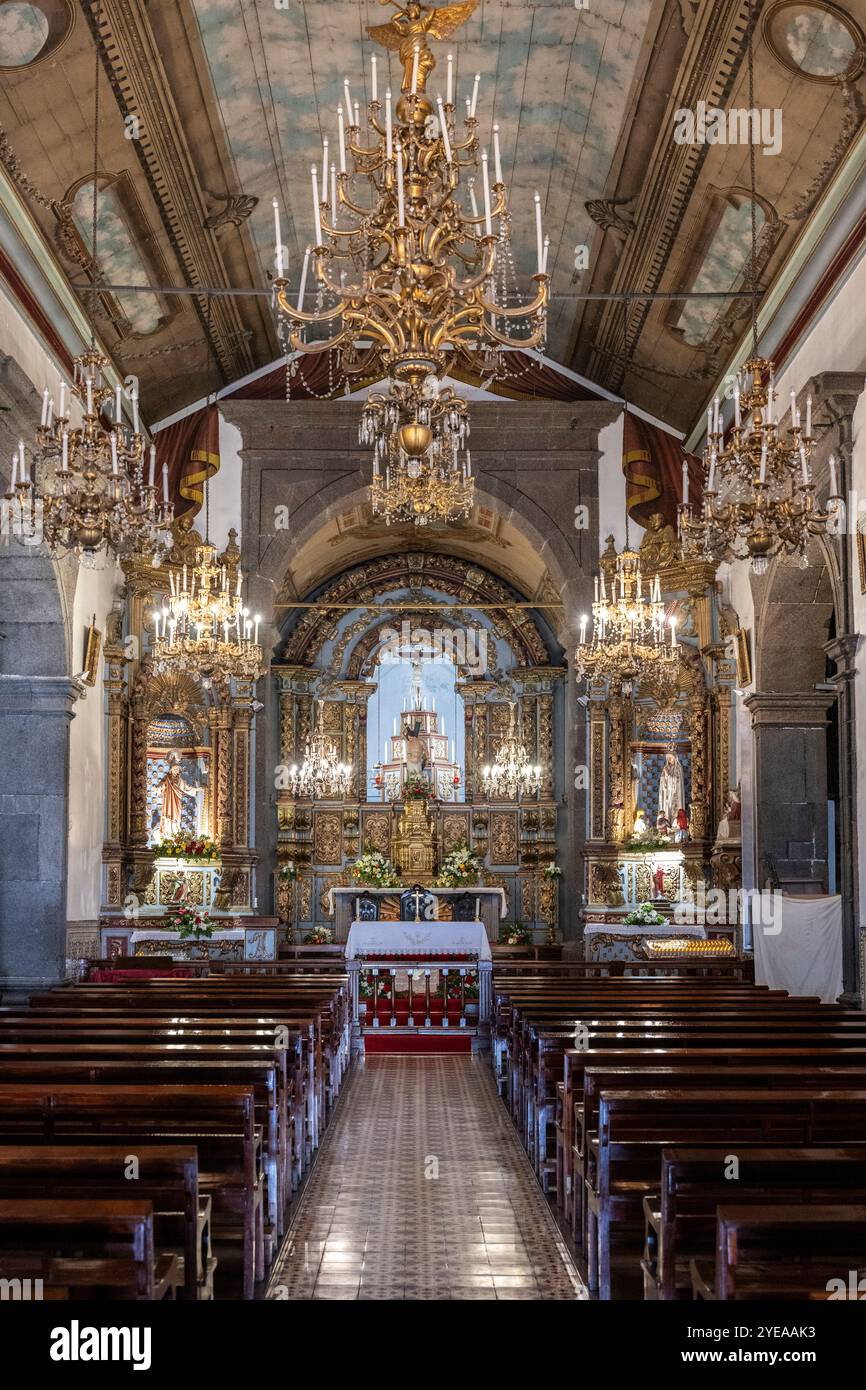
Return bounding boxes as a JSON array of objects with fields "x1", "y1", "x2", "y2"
[
  {"x1": 157, "y1": 753, "x2": 205, "y2": 840},
  {"x1": 657, "y1": 750, "x2": 685, "y2": 829},
  {"x1": 674, "y1": 807, "x2": 690, "y2": 844},
  {"x1": 715, "y1": 785, "x2": 742, "y2": 844},
  {"x1": 632, "y1": 806, "x2": 648, "y2": 839},
  {"x1": 368, "y1": 0, "x2": 480, "y2": 94},
  {"x1": 403, "y1": 716, "x2": 428, "y2": 774}
]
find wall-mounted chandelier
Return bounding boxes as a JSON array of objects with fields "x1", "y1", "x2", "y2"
[
  {"x1": 272, "y1": 1, "x2": 549, "y2": 526},
  {"x1": 678, "y1": 0, "x2": 841, "y2": 575},
  {"x1": 151, "y1": 536, "x2": 265, "y2": 685},
  {"x1": 575, "y1": 538, "x2": 679, "y2": 693},
  {"x1": 288, "y1": 700, "x2": 352, "y2": 799},
  {"x1": 10, "y1": 351, "x2": 174, "y2": 564},
  {"x1": 481, "y1": 704, "x2": 541, "y2": 799}
]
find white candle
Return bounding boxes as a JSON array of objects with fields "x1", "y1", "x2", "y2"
[
  {"x1": 800, "y1": 444, "x2": 810, "y2": 488},
  {"x1": 311, "y1": 165, "x2": 322, "y2": 245},
  {"x1": 790, "y1": 389, "x2": 799, "y2": 428},
  {"x1": 371, "y1": 53, "x2": 378, "y2": 102},
  {"x1": 707, "y1": 451, "x2": 716, "y2": 493},
  {"x1": 411, "y1": 44, "x2": 420, "y2": 96},
  {"x1": 470, "y1": 73, "x2": 480, "y2": 117},
  {"x1": 385, "y1": 90, "x2": 393, "y2": 159},
  {"x1": 273, "y1": 194, "x2": 283, "y2": 270},
  {"x1": 10, "y1": 453, "x2": 17, "y2": 488},
  {"x1": 46, "y1": 398, "x2": 53, "y2": 428},
  {"x1": 297, "y1": 245, "x2": 310, "y2": 311},
  {"x1": 41, "y1": 387, "x2": 49, "y2": 426},
  {"x1": 86, "y1": 379, "x2": 94, "y2": 415},
  {"x1": 162, "y1": 462, "x2": 169, "y2": 505},
  {"x1": 670, "y1": 618, "x2": 677, "y2": 646},
  {"x1": 830, "y1": 452, "x2": 839, "y2": 498},
  {"x1": 115, "y1": 383, "x2": 122, "y2": 422},
  {"x1": 682, "y1": 457, "x2": 689, "y2": 506},
  {"x1": 337, "y1": 104, "x2": 346, "y2": 173},
  {"x1": 59, "y1": 381, "x2": 66, "y2": 418},
  {"x1": 321, "y1": 138, "x2": 329, "y2": 200},
  {"x1": 806, "y1": 394, "x2": 812, "y2": 437},
  {"x1": 148, "y1": 444, "x2": 156, "y2": 487},
  {"x1": 132, "y1": 389, "x2": 139, "y2": 435},
  {"x1": 492, "y1": 124, "x2": 503, "y2": 185},
  {"x1": 354, "y1": 101, "x2": 359, "y2": 129},
  {"x1": 481, "y1": 151, "x2": 492, "y2": 235},
  {"x1": 759, "y1": 437, "x2": 767, "y2": 484},
  {"x1": 254, "y1": 615, "x2": 260, "y2": 646},
  {"x1": 395, "y1": 143, "x2": 405, "y2": 224},
  {"x1": 468, "y1": 177, "x2": 479, "y2": 220},
  {"x1": 437, "y1": 96, "x2": 452, "y2": 162},
  {"x1": 111, "y1": 433, "x2": 118, "y2": 474},
  {"x1": 733, "y1": 382, "x2": 740, "y2": 429},
  {"x1": 534, "y1": 191, "x2": 543, "y2": 271},
  {"x1": 343, "y1": 79, "x2": 353, "y2": 123},
  {"x1": 713, "y1": 396, "x2": 720, "y2": 435},
  {"x1": 18, "y1": 440, "x2": 26, "y2": 482},
  {"x1": 61, "y1": 430, "x2": 69, "y2": 471},
  {"x1": 579, "y1": 614, "x2": 587, "y2": 644},
  {"x1": 542, "y1": 235, "x2": 550, "y2": 273},
  {"x1": 446, "y1": 52, "x2": 453, "y2": 105},
  {"x1": 706, "y1": 404, "x2": 713, "y2": 439},
  {"x1": 330, "y1": 164, "x2": 338, "y2": 225},
  {"x1": 594, "y1": 575, "x2": 599, "y2": 602}
]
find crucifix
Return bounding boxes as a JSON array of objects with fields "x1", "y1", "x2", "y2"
[{"x1": 411, "y1": 886, "x2": 424, "y2": 922}]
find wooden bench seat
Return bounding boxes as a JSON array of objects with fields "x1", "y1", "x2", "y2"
[
  {"x1": 691, "y1": 1204, "x2": 866, "y2": 1301},
  {"x1": 0, "y1": 1198, "x2": 181, "y2": 1300},
  {"x1": 643, "y1": 1146, "x2": 866, "y2": 1300}
]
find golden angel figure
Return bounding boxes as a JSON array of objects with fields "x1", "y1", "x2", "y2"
[{"x1": 368, "y1": 1, "x2": 479, "y2": 94}]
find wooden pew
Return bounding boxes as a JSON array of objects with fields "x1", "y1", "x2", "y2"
[
  {"x1": 588, "y1": 1087, "x2": 866, "y2": 1299},
  {"x1": 643, "y1": 1146, "x2": 866, "y2": 1300},
  {"x1": 0, "y1": 1084, "x2": 261, "y2": 1299},
  {"x1": 0, "y1": 1144, "x2": 210, "y2": 1299},
  {"x1": 691, "y1": 1205, "x2": 866, "y2": 1300},
  {"x1": 0, "y1": 1199, "x2": 181, "y2": 1300}
]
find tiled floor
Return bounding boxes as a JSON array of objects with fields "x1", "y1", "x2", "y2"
[{"x1": 268, "y1": 1054, "x2": 587, "y2": 1300}]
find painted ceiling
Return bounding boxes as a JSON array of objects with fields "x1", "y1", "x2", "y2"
[{"x1": 1, "y1": 0, "x2": 866, "y2": 433}]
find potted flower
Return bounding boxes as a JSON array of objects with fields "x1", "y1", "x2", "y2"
[
  {"x1": 302, "y1": 926, "x2": 333, "y2": 945},
  {"x1": 499, "y1": 921, "x2": 532, "y2": 946},
  {"x1": 279, "y1": 860, "x2": 299, "y2": 883},
  {"x1": 541, "y1": 864, "x2": 562, "y2": 881},
  {"x1": 436, "y1": 843, "x2": 482, "y2": 888},
  {"x1": 348, "y1": 847, "x2": 400, "y2": 888},
  {"x1": 624, "y1": 901, "x2": 667, "y2": 927},
  {"x1": 165, "y1": 903, "x2": 215, "y2": 940},
  {"x1": 154, "y1": 835, "x2": 220, "y2": 862}
]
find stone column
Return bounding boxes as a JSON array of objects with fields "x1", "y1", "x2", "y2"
[
  {"x1": 0, "y1": 676, "x2": 80, "y2": 988},
  {"x1": 825, "y1": 634, "x2": 862, "y2": 1002},
  {"x1": 745, "y1": 690, "x2": 836, "y2": 893}
]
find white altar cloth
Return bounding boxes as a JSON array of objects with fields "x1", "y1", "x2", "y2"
[{"x1": 345, "y1": 920, "x2": 491, "y2": 961}]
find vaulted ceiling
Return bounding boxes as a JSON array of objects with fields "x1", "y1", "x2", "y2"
[{"x1": 2, "y1": 0, "x2": 865, "y2": 434}]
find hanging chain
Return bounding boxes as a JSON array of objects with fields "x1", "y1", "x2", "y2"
[
  {"x1": 89, "y1": 0, "x2": 101, "y2": 343},
  {"x1": 747, "y1": 0, "x2": 759, "y2": 358}
]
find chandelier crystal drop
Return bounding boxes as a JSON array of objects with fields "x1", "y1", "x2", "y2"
[
  {"x1": 575, "y1": 540, "x2": 680, "y2": 692},
  {"x1": 9, "y1": 349, "x2": 174, "y2": 564},
  {"x1": 288, "y1": 700, "x2": 352, "y2": 799},
  {"x1": 481, "y1": 704, "x2": 541, "y2": 799},
  {"x1": 151, "y1": 538, "x2": 266, "y2": 684},
  {"x1": 272, "y1": 12, "x2": 549, "y2": 525}
]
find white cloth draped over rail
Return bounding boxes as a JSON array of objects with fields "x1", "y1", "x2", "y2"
[
  {"x1": 753, "y1": 894, "x2": 843, "y2": 1004},
  {"x1": 345, "y1": 920, "x2": 492, "y2": 961}
]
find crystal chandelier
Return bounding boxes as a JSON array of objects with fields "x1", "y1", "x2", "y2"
[
  {"x1": 288, "y1": 700, "x2": 352, "y2": 799},
  {"x1": 151, "y1": 538, "x2": 265, "y2": 684},
  {"x1": 481, "y1": 704, "x2": 541, "y2": 799},
  {"x1": 575, "y1": 538, "x2": 679, "y2": 693},
  {"x1": 678, "y1": 0, "x2": 841, "y2": 576},
  {"x1": 272, "y1": 2, "x2": 549, "y2": 525},
  {"x1": 9, "y1": 350, "x2": 174, "y2": 564},
  {"x1": 11, "y1": 9, "x2": 173, "y2": 565},
  {"x1": 363, "y1": 378, "x2": 473, "y2": 525}
]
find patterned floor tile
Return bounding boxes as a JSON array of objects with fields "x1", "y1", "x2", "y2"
[{"x1": 268, "y1": 1055, "x2": 586, "y2": 1301}]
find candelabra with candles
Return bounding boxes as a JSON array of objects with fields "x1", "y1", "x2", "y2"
[
  {"x1": 481, "y1": 703, "x2": 542, "y2": 799},
  {"x1": 679, "y1": 358, "x2": 844, "y2": 576},
  {"x1": 287, "y1": 699, "x2": 352, "y2": 800},
  {"x1": 151, "y1": 539, "x2": 265, "y2": 684},
  {"x1": 271, "y1": 27, "x2": 549, "y2": 525},
  {"x1": 575, "y1": 540, "x2": 679, "y2": 693},
  {"x1": 7, "y1": 349, "x2": 174, "y2": 563}
]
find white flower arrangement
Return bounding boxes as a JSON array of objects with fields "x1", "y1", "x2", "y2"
[{"x1": 624, "y1": 900, "x2": 666, "y2": 927}]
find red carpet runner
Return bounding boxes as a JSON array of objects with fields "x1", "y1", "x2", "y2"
[{"x1": 363, "y1": 1032, "x2": 472, "y2": 1055}]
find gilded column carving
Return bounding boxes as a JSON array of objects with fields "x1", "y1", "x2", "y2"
[
  {"x1": 233, "y1": 707, "x2": 252, "y2": 848},
  {"x1": 538, "y1": 693, "x2": 554, "y2": 798},
  {"x1": 129, "y1": 709, "x2": 149, "y2": 846},
  {"x1": 463, "y1": 704, "x2": 474, "y2": 801},
  {"x1": 216, "y1": 706, "x2": 234, "y2": 848},
  {"x1": 606, "y1": 687, "x2": 625, "y2": 842},
  {"x1": 687, "y1": 697, "x2": 710, "y2": 841},
  {"x1": 103, "y1": 605, "x2": 127, "y2": 848},
  {"x1": 279, "y1": 686, "x2": 295, "y2": 767},
  {"x1": 588, "y1": 694, "x2": 606, "y2": 842}
]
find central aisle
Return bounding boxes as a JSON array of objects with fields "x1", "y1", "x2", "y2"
[{"x1": 268, "y1": 1054, "x2": 586, "y2": 1300}]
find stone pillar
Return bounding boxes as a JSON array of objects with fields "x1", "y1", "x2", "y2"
[
  {"x1": 0, "y1": 676, "x2": 80, "y2": 988},
  {"x1": 745, "y1": 690, "x2": 836, "y2": 893},
  {"x1": 825, "y1": 634, "x2": 862, "y2": 1002}
]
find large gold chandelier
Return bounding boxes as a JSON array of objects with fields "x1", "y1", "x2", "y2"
[
  {"x1": 272, "y1": 0, "x2": 549, "y2": 525},
  {"x1": 10, "y1": 350, "x2": 174, "y2": 564},
  {"x1": 481, "y1": 704, "x2": 541, "y2": 799},
  {"x1": 152, "y1": 537, "x2": 265, "y2": 684},
  {"x1": 575, "y1": 538, "x2": 679, "y2": 693},
  {"x1": 678, "y1": 0, "x2": 841, "y2": 575},
  {"x1": 288, "y1": 700, "x2": 352, "y2": 799}
]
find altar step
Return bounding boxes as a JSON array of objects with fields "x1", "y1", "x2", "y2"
[{"x1": 362, "y1": 1031, "x2": 472, "y2": 1055}]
